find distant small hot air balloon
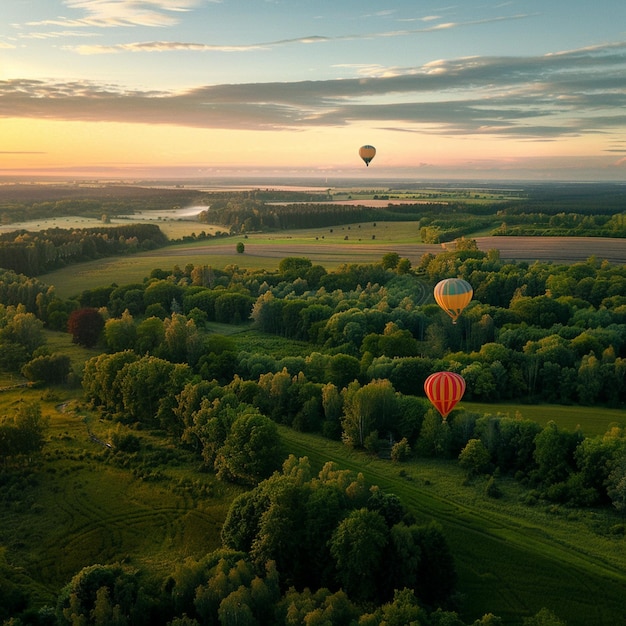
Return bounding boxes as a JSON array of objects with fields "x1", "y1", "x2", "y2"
[
  {"x1": 433, "y1": 278, "x2": 473, "y2": 324},
  {"x1": 359, "y1": 145, "x2": 376, "y2": 167},
  {"x1": 424, "y1": 371, "x2": 466, "y2": 420}
]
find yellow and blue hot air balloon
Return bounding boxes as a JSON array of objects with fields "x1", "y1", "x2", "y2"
[
  {"x1": 433, "y1": 278, "x2": 473, "y2": 324},
  {"x1": 424, "y1": 371, "x2": 466, "y2": 420},
  {"x1": 359, "y1": 145, "x2": 376, "y2": 167}
]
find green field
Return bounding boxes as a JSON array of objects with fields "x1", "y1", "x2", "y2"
[
  {"x1": 462, "y1": 401, "x2": 626, "y2": 437},
  {"x1": 0, "y1": 383, "x2": 244, "y2": 606},
  {"x1": 40, "y1": 220, "x2": 436, "y2": 298},
  {"x1": 277, "y1": 426, "x2": 626, "y2": 625}
]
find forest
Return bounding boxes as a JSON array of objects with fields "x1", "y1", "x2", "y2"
[
  {"x1": 196, "y1": 186, "x2": 626, "y2": 240},
  {"x1": 0, "y1": 182, "x2": 625, "y2": 625},
  {"x1": 0, "y1": 225, "x2": 170, "y2": 276}
]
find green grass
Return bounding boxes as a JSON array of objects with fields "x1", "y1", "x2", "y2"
[
  {"x1": 39, "y1": 220, "x2": 431, "y2": 298},
  {"x1": 462, "y1": 401, "x2": 626, "y2": 437},
  {"x1": 248, "y1": 220, "x2": 424, "y2": 244},
  {"x1": 45, "y1": 329, "x2": 103, "y2": 370},
  {"x1": 40, "y1": 245, "x2": 282, "y2": 298},
  {"x1": 230, "y1": 328, "x2": 316, "y2": 357},
  {"x1": 278, "y1": 426, "x2": 626, "y2": 626},
  {"x1": 0, "y1": 385, "x2": 243, "y2": 606}
]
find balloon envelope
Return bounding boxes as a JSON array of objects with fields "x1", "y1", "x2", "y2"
[
  {"x1": 433, "y1": 278, "x2": 473, "y2": 323},
  {"x1": 359, "y1": 145, "x2": 376, "y2": 166},
  {"x1": 424, "y1": 371, "x2": 466, "y2": 419}
]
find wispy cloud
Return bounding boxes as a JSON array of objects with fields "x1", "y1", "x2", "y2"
[
  {"x1": 68, "y1": 35, "x2": 331, "y2": 54},
  {"x1": 1, "y1": 42, "x2": 624, "y2": 139},
  {"x1": 27, "y1": 0, "x2": 207, "y2": 29},
  {"x1": 66, "y1": 13, "x2": 535, "y2": 54},
  {"x1": 19, "y1": 30, "x2": 98, "y2": 40},
  {"x1": 397, "y1": 15, "x2": 442, "y2": 23}
]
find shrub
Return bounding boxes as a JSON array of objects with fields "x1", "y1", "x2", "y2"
[
  {"x1": 485, "y1": 476, "x2": 503, "y2": 499},
  {"x1": 458, "y1": 439, "x2": 492, "y2": 477},
  {"x1": 391, "y1": 437, "x2": 411, "y2": 462}
]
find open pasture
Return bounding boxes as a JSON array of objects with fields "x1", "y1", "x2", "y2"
[
  {"x1": 278, "y1": 425, "x2": 626, "y2": 626},
  {"x1": 42, "y1": 229, "x2": 626, "y2": 299},
  {"x1": 0, "y1": 383, "x2": 238, "y2": 606},
  {"x1": 462, "y1": 402, "x2": 626, "y2": 437}
]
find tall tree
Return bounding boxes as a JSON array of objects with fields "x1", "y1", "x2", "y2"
[
  {"x1": 214, "y1": 413, "x2": 284, "y2": 485},
  {"x1": 104, "y1": 310, "x2": 137, "y2": 352},
  {"x1": 341, "y1": 379, "x2": 397, "y2": 447},
  {"x1": 329, "y1": 508, "x2": 389, "y2": 602}
]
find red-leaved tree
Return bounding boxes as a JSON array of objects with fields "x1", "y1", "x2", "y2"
[{"x1": 67, "y1": 307, "x2": 105, "y2": 347}]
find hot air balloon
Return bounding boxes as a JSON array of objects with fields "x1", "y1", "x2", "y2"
[
  {"x1": 433, "y1": 278, "x2": 473, "y2": 324},
  {"x1": 424, "y1": 371, "x2": 466, "y2": 420},
  {"x1": 359, "y1": 145, "x2": 376, "y2": 167}
]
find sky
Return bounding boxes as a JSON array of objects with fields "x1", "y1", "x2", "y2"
[{"x1": 1, "y1": 0, "x2": 626, "y2": 181}]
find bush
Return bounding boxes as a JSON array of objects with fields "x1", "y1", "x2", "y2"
[
  {"x1": 22, "y1": 354, "x2": 71, "y2": 384},
  {"x1": 364, "y1": 430, "x2": 381, "y2": 454},
  {"x1": 111, "y1": 432, "x2": 141, "y2": 453},
  {"x1": 391, "y1": 437, "x2": 411, "y2": 462},
  {"x1": 485, "y1": 476, "x2": 503, "y2": 499},
  {"x1": 458, "y1": 439, "x2": 492, "y2": 477}
]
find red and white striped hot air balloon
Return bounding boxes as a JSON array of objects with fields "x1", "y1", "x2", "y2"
[{"x1": 423, "y1": 371, "x2": 466, "y2": 420}]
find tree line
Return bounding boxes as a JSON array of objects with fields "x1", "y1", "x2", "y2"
[
  {"x1": 78, "y1": 339, "x2": 626, "y2": 512},
  {"x1": 10, "y1": 241, "x2": 624, "y2": 409},
  {"x1": 0, "y1": 225, "x2": 169, "y2": 276},
  {"x1": 3, "y1": 240, "x2": 620, "y2": 513},
  {"x1": 0, "y1": 184, "x2": 202, "y2": 224},
  {"x1": 194, "y1": 184, "x2": 626, "y2": 239}
]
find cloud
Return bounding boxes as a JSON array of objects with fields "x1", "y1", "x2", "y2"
[
  {"x1": 398, "y1": 15, "x2": 442, "y2": 23},
  {"x1": 66, "y1": 12, "x2": 535, "y2": 54},
  {"x1": 68, "y1": 35, "x2": 331, "y2": 55},
  {"x1": 19, "y1": 30, "x2": 98, "y2": 40},
  {"x1": 0, "y1": 42, "x2": 624, "y2": 140},
  {"x1": 27, "y1": 0, "x2": 206, "y2": 28}
]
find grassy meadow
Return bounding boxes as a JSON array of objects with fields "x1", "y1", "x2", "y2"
[
  {"x1": 41, "y1": 218, "x2": 440, "y2": 298},
  {"x1": 278, "y1": 426, "x2": 626, "y2": 625},
  {"x1": 462, "y1": 401, "x2": 626, "y2": 437},
  {"x1": 37, "y1": 214, "x2": 626, "y2": 299},
  {"x1": 0, "y1": 380, "x2": 242, "y2": 608}
]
